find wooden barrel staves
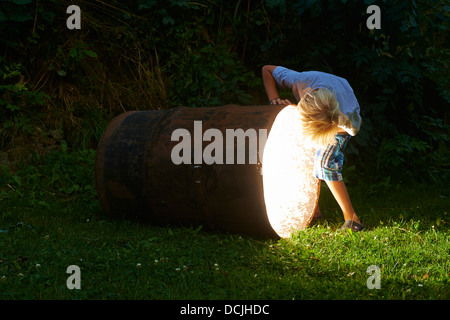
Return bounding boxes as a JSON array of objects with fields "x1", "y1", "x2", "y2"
[{"x1": 94, "y1": 105, "x2": 320, "y2": 238}]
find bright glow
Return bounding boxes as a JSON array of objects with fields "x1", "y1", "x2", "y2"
[{"x1": 262, "y1": 105, "x2": 320, "y2": 238}]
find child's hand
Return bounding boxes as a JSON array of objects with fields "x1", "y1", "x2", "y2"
[{"x1": 269, "y1": 98, "x2": 293, "y2": 105}]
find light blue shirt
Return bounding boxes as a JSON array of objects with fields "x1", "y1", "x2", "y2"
[{"x1": 272, "y1": 66, "x2": 361, "y2": 136}]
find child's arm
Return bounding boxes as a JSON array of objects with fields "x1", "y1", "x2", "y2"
[{"x1": 262, "y1": 65, "x2": 292, "y2": 105}]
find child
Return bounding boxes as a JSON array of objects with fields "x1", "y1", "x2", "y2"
[{"x1": 262, "y1": 65, "x2": 364, "y2": 232}]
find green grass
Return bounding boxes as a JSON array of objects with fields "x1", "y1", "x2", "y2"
[{"x1": 0, "y1": 149, "x2": 449, "y2": 300}]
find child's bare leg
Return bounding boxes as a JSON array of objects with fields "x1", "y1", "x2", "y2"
[{"x1": 325, "y1": 180, "x2": 361, "y2": 223}]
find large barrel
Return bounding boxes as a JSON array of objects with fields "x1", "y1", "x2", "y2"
[{"x1": 95, "y1": 105, "x2": 287, "y2": 238}]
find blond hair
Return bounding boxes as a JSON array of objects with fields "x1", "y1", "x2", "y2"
[{"x1": 297, "y1": 88, "x2": 340, "y2": 148}]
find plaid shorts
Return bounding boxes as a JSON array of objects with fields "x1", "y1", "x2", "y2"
[{"x1": 313, "y1": 133, "x2": 351, "y2": 181}]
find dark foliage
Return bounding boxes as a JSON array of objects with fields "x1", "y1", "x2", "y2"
[{"x1": 0, "y1": 0, "x2": 449, "y2": 185}]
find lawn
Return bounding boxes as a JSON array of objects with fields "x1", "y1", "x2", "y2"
[{"x1": 0, "y1": 148, "x2": 449, "y2": 301}]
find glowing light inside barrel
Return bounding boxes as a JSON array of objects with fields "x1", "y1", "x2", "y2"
[{"x1": 262, "y1": 105, "x2": 321, "y2": 238}]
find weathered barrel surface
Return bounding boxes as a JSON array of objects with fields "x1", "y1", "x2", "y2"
[{"x1": 95, "y1": 105, "x2": 285, "y2": 238}]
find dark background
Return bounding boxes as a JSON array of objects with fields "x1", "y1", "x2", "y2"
[{"x1": 1, "y1": 0, "x2": 449, "y2": 187}]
